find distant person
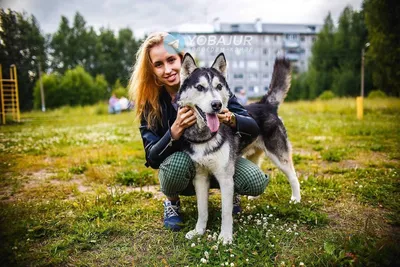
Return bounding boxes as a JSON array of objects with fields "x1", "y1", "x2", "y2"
[
  {"x1": 119, "y1": 96, "x2": 130, "y2": 111},
  {"x1": 237, "y1": 89, "x2": 248, "y2": 106},
  {"x1": 108, "y1": 93, "x2": 121, "y2": 114}
]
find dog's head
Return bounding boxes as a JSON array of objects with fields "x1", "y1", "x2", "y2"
[{"x1": 177, "y1": 53, "x2": 230, "y2": 133}]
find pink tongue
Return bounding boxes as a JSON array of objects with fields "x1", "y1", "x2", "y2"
[{"x1": 206, "y1": 113, "x2": 220, "y2": 132}]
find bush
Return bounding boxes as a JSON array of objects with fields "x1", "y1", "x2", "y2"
[
  {"x1": 112, "y1": 79, "x2": 128, "y2": 98},
  {"x1": 318, "y1": 90, "x2": 336, "y2": 100},
  {"x1": 368, "y1": 90, "x2": 387, "y2": 99},
  {"x1": 33, "y1": 66, "x2": 110, "y2": 109},
  {"x1": 33, "y1": 73, "x2": 62, "y2": 109}
]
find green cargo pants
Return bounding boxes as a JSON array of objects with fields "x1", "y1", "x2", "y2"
[{"x1": 158, "y1": 152, "x2": 269, "y2": 198}]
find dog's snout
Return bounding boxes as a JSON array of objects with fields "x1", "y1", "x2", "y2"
[{"x1": 211, "y1": 100, "x2": 222, "y2": 112}]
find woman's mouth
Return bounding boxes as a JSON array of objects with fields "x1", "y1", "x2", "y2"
[{"x1": 165, "y1": 73, "x2": 177, "y2": 83}]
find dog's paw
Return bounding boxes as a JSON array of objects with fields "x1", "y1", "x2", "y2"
[
  {"x1": 185, "y1": 229, "x2": 205, "y2": 240},
  {"x1": 290, "y1": 195, "x2": 301, "y2": 203},
  {"x1": 218, "y1": 232, "x2": 233, "y2": 245}
]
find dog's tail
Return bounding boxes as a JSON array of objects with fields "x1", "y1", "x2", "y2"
[{"x1": 260, "y1": 58, "x2": 291, "y2": 107}]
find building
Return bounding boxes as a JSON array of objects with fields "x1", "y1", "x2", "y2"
[{"x1": 170, "y1": 19, "x2": 322, "y2": 97}]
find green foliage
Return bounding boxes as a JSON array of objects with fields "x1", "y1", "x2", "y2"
[
  {"x1": 0, "y1": 9, "x2": 46, "y2": 110},
  {"x1": 112, "y1": 79, "x2": 128, "y2": 98},
  {"x1": 33, "y1": 73, "x2": 62, "y2": 109},
  {"x1": 368, "y1": 90, "x2": 387, "y2": 99},
  {"x1": 318, "y1": 90, "x2": 336, "y2": 100},
  {"x1": 115, "y1": 170, "x2": 156, "y2": 186},
  {"x1": 364, "y1": 0, "x2": 400, "y2": 96},
  {"x1": 305, "y1": 6, "x2": 373, "y2": 99}
]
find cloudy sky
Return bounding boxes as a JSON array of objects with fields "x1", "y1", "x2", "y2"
[{"x1": 1, "y1": 0, "x2": 363, "y2": 38}]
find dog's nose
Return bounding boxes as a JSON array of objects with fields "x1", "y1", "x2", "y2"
[{"x1": 211, "y1": 100, "x2": 222, "y2": 112}]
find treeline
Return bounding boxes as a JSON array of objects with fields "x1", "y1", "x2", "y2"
[
  {"x1": 287, "y1": 0, "x2": 399, "y2": 100},
  {"x1": 0, "y1": 9, "x2": 140, "y2": 110}
]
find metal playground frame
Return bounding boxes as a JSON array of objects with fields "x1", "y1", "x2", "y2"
[{"x1": 0, "y1": 64, "x2": 20, "y2": 124}]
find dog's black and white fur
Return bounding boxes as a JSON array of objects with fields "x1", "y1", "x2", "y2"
[{"x1": 177, "y1": 53, "x2": 300, "y2": 244}]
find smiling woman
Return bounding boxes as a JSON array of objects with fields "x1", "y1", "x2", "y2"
[{"x1": 128, "y1": 32, "x2": 268, "y2": 232}]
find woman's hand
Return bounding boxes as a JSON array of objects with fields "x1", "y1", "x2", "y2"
[
  {"x1": 217, "y1": 108, "x2": 236, "y2": 127},
  {"x1": 170, "y1": 106, "x2": 197, "y2": 140}
]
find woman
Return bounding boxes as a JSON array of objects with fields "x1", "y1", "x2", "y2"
[{"x1": 128, "y1": 32, "x2": 269, "y2": 231}]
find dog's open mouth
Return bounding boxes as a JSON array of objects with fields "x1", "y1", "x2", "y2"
[{"x1": 195, "y1": 105, "x2": 220, "y2": 133}]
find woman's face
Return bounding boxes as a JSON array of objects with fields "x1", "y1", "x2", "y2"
[{"x1": 149, "y1": 44, "x2": 182, "y2": 88}]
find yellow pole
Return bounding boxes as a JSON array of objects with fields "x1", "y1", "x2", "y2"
[
  {"x1": 356, "y1": 96, "x2": 363, "y2": 120},
  {"x1": 10, "y1": 66, "x2": 16, "y2": 120},
  {"x1": 13, "y1": 65, "x2": 21, "y2": 122},
  {"x1": 0, "y1": 64, "x2": 5, "y2": 124}
]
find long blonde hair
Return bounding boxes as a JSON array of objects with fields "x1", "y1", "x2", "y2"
[{"x1": 128, "y1": 32, "x2": 183, "y2": 129}]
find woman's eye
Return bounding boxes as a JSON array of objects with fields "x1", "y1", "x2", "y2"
[
  {"x1": 216, "y1": 84, "x2": 223, "y2": 90},
  {"x1": 168, "y1": 58, "x2": 176, "y2": 63}
]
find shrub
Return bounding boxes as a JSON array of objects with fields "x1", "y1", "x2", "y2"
[
  {"x1": 318, "y1": 90, "x2": 336, "y2": 100},
  {"x1": 368, "y1": 90, "x2": 387, "y2": 99},
  {"x1": 112, "y1": 79, "x2": 128, "y2": 98},
  {"x1": 33, "y1": 73, "x2": 62, "y2": 109}
]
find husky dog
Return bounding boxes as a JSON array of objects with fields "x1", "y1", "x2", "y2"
[{"x1": 177, "y1": 53, "x2": 300, "y2": 244}]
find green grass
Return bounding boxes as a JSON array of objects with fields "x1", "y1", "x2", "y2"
[{"x1": 0, "y1": 98, "x2": 399, "y2": 266}]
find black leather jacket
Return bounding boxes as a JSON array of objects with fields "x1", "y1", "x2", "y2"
[{"x1": 139, "y1": 88, "x2": 260, "y2": 169}]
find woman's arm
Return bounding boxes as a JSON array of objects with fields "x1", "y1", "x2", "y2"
[{"x1": 227, "y1": 92, "x2": 260, "y2": 140}]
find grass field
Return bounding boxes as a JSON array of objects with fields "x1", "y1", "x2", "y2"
[{"x1": 0, "y1": 98, "x2": 399, "y2": 266}]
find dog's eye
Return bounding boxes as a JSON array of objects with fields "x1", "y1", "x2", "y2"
[
  {"x1": 196, "y1": 85, "x2": 205, "y2": 90},
  {"x1": 216, "y1": 84, "x2": 223, "y2": 90}
]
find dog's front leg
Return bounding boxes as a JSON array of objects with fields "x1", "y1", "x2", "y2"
[
  {"x1": 185, "y1": 168, "x2": 209, "y2": 240},
  {"x1": 215, "y1": 173, "x2": 234, "y2": 245}
]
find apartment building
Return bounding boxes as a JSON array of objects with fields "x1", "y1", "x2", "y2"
[{"x1": 170, "y1": 19, "x2": 322, "y2": 97}]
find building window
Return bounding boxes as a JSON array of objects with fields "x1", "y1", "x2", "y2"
[
  {"x1": 248, "y1": 86, "x2": 260, "y2": 93},
  {"x1": 263, "y1": 48, "x2": 268, "y2": 55},
  {"x1": 300, "y1": 36, "x2": 305, "y2": 42},
  {"x1": 274, "y1": 35, "x2": 277, "y2": 41},
  {"x1": 264, "y1": 36, "x2": 269, "y2": 43},
  {"x1": 264, "y1": 61, "x2": 269, "y2": 66},
  {"x1": 234, "y1": 86, "x2": 243, "y2": 93},
  {"x1": 234, "y1": 73, "x2": 244, "y2": 79},
  {"x1": 286, "y1": 34, "x2": 298, "y2": 40},
  {"x1": 231, "y1": 24, "x2": 239, "y2": 32},
  {"x1": 247, "y1": 61, "x2": 258, "y2": 69},
  {"x1": 263, "y1": 73, "x2": 269, "y2": 78},
  {"x1": 249, "y1": 73, "x2": 258, "y2": 79}
]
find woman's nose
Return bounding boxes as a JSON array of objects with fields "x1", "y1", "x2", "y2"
[{"x1": 165, "y1": 65, "x2": 172, "y2": 74}]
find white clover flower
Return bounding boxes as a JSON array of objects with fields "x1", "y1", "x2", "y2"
[
  {"x1": 230, "y1": 254, "x2": 234, "y2": 257},
  {"x1": 295, "y1": 232, "x2": 299, "y2": 236},
  {"x1": 256, "y1": 220, "x2": 262, "y2": 225},
  {"x1": 204, "y1": 251, "x2": 209, "y2": 259},
  {"x1": 200, "y1": 258, "x2": 208, "y2": 264},
  {"x1": 299, "y1": 262, "x2": 305, "y2": 266},
  {"x1": 246, "y1": 258, "x2": 249, "y2": 262},
  {"x1": 269, "y1": 214, "x2": 273, "y2": 217},
  {"x1": 225, "y1": 262, "x2": 229, "y2": 266},
  {"x1": 231, "y1": 263, "x2": 235, "y2": 267},
  {"x1": 191, "y1": 243, "x2": 196, "y2": 247},
  {"x1": 211, "y1": 245, "x2": 218, "y2": 251}
]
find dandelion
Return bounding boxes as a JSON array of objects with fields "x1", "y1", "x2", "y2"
[{"x1": 204, "y1": 251, "x2": 209, "y2": 259}]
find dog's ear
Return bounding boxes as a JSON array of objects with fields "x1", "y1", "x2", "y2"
[
  {"x1": 180, "y1": 53, "x2": 197, "y2": 82},
  {"x1": 211, "y1": 53, "x2": 227, "y2": 78}
]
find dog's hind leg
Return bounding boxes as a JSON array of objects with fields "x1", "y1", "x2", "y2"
[
  {"x1": 186, "y1": 168, "x2": 210, "y2": 240},
  {"x1": 264, "y1": 133, "x2": 301, "y2": 203},
  {"x1": 245, "y1": 147, "x2": 264, "y2": 168}
]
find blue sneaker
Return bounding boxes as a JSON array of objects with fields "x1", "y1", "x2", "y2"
[
  {"x1": 232, "y1": 193, "x2": 242, "y2": 215},
  {"x1": 163, "y1": 199, "x2": 182, "y2": 231}
]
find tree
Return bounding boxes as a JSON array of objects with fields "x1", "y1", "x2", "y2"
[
  {"x1": 0, "y1": 9, "x2": 46, "y2": 110},
  {"x1": 364, "y1": 0, "x2": 400, "y2": 96},
  {"x1": 308, "y1": 13, "x2": 336, "y2": 98}
]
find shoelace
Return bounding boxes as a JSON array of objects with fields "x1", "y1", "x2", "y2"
[{"x1": 165, "y1": 205, "x2": 179, "y2": 218}]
